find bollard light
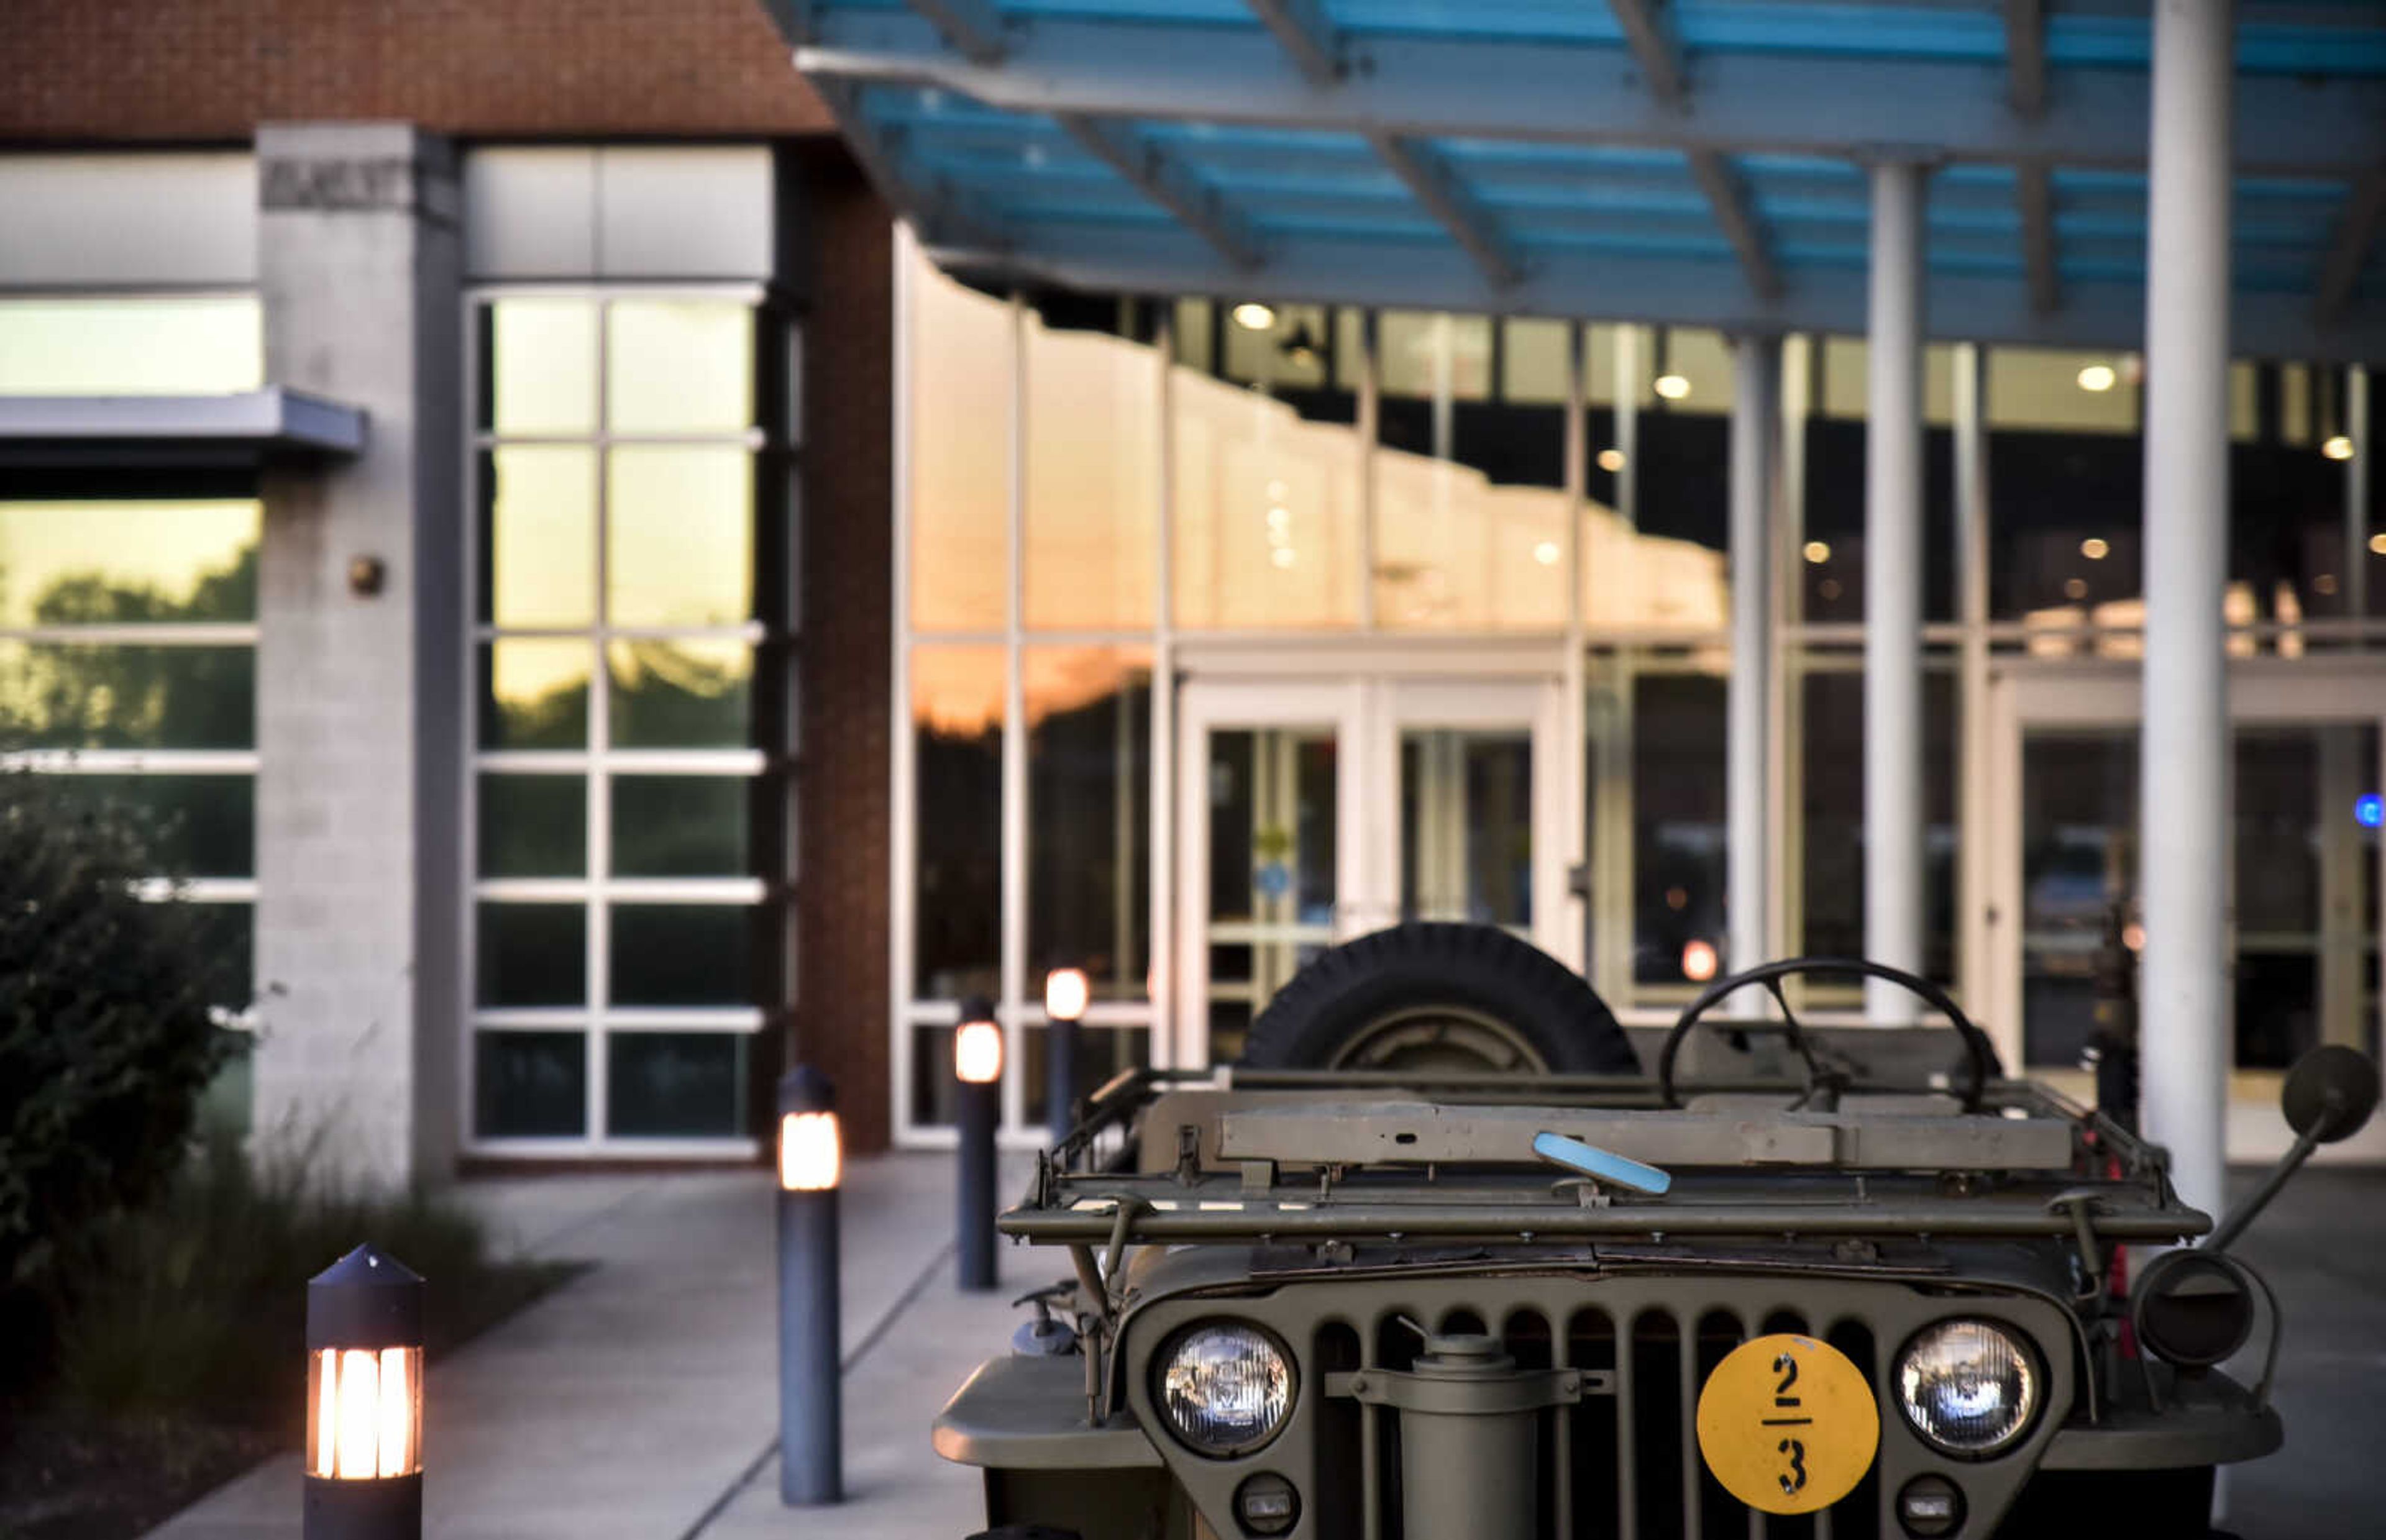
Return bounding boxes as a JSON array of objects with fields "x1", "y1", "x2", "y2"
[
  {"x1": 776, "y1": 1066, "x2": 842, "y2": 1506},
  {"x1": 954, "y1": 995, "x2": 1001, "y2": 1292},
  {"x1": 304, "y1": 1245, "x2": 424, "y2": 1540},
  {"x1": 1043, "y1": 967, "x2": 1090, "y2": 1150}
]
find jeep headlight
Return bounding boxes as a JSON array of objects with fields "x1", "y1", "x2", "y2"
[
  {"x1": 1154, "y1": 1321, "x2": 1294, "y2": 1456},
  {"x1": 1895, "y1": 1319, "x2": 2039, "y2": 1457}
]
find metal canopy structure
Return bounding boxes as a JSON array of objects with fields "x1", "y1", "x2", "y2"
[{"x1": 775, "y1": 0, "x2": 2386, "y2": 359}]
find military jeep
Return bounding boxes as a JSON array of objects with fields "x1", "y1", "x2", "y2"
[{"x1": 935, "y1": 924, "x2": 2377, "y2": 1540}]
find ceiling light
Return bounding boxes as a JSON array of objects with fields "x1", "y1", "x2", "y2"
[
  {"x1": 1597, "y1": 448, "x2": 1626, "y2": 473},
  {"x1": 1232, "y1": 302, "x2": 1278, "y2": 331},
  {"x1": 1266, "y1": 506, "x2": 1291, "y2": 530},
  {"x1": 2064, "y1": 577, "x2": 2089, "y2": 600},
  {"x1": 1271, "y1": 546, "x2": 1297, "y2": 568},
  {"x1": 1653, "y1": 373, "x2": 1692, "y2": 401},
  {"x1": 2324, "y1": 434, "x2": 2356, "y2": 462},
  {"x1": 1533, "y1": 541, "x2": 1561, "y2": 567},
  {"x1": 1803, "y1": 540, "x2": 1831, "y2": 565},
  {"x1": 2080, "y1": 537, "x2": 2109, "y2": 560},
  {"x1": 2077, "y1": 363, "x2": 2118, "y2": 393},
  {"x1": 1266, "y1": 480, "x2": 1287, "y2": 500},
  {"x1": 2371, "y1": 533, "x2": 2386, "y2": 556}
]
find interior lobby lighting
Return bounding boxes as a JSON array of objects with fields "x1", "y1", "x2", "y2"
[
  {"x1": 2077, "y1": 363, "x2": 2118, "y2": 393},
  {"x1": 1271, "y1": 547, "x2": 1297, "y2": 569},
  {"x1": 2370, "y1": 533, "x2": 2385, "y2": 556},
  {"x1": 2065, "y1": 577, "x2": 2090, "y2": 600},
  {"x1": 2324, "y1": 434, "x2": 2356, "y2": 461},
  {"x1": 1653, "y1": 373, "x2": 1691, "y2": 401},
  {"x1": 2081, "y1": 537, "x2": 2110, "y2": 560},
  {"x1": 1231, "y1": 302, "x2": 1278, "y2": 331},
  {"x1": 1533, "y1": 541, "x2": 1561, "y2": 566},
  {"x1": 1597, "y1": 448, "x2": 1626, "y2": 473},
  {"x1": 1266, "y1": 506, "x2": 1291, "y2": 530},
  {"x1": 1803, "y1": 540, "x2": 1831, "y2": 564},
  {"x1": 1680, "y1": 938, "x2": 1719, "y2": 983}
]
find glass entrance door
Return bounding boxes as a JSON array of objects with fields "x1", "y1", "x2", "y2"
[
  {"x1": 1981, "y1": 661, "x2": 2385, "y2": 1090},
  {"x1": 1174, "y1": 675, "x2": 1566, "y2": 1068}
]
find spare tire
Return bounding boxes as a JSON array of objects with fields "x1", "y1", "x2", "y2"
[{"x1": 1238, "y1": 923, "x2": 1640, "y2": 1075}]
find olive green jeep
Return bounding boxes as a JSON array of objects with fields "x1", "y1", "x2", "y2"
[{"x1": 935, "y1": 924, "x2": 2375, "y2": 1540}]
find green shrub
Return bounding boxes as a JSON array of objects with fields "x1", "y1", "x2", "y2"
[{"x1": 0, "y1": 773, "x2": 228, "y2": 1285}]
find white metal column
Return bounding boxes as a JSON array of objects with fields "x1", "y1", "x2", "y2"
[
  {"x1": 1865, "y1": 158, "x2": 1929, "y2": 1019},
  {"x1": 1728, "y1": 334, "x2": 1780, "y2": 974},
  {"x1": 2140, "y1": 0, "x2": 2235, "y2": 1220}
]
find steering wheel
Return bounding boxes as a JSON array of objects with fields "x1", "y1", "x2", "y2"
[{"x1": 1655, "y1": 956, "x2": 1998, "y2": 1113}]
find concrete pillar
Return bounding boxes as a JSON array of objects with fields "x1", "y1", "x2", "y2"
[
  {"x1": 251, "y1": 124, "x2": 464, "y2": 1189},
  {"x1": 1865, "y1": 158, "x2": 1928, "y2": 1019},
  {"x1": 1727, "y1": 334, "x2": 1780, "y2": 975},
  {"x1": 2139, "y1": 0, "x2": 2234, "y2": 1220}
]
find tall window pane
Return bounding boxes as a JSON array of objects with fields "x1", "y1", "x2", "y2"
[
  {"x1": 1026, "y1": 647, "x2": 1152, "y2": 1001},
  {"x1": 913, "y1": 645, "x2": 1004, "y2": 999},
  {"x1": 1024, "y1": 308, "x2": 1158, "y2": 630},
  {"x1": 910, "y1": 250, "x2": 1010, "y2": 631},
  {"x1": 0, "y1": 296, "x2": 262, "y2": 396}
]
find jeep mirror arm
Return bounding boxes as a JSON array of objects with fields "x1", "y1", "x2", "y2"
[{"x1": 2202, "y1": 1044, "x2": 2379, "y2": 1254}]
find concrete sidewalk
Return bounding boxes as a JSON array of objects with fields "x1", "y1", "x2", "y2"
[{"x1": 146, "y1": 1154, "x2": 1048, "y2": 1540}]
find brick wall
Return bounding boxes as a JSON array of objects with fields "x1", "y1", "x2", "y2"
[
  {"x1": 795, "y1": 147, "x2": 896, "y2": 1153},
  {"x1": 1, "y1": 0, "x2": 832, "y2": 141}
]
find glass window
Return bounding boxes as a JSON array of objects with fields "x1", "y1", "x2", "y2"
[
  {"x1": 0, "y1": 295, "x2": 262, "y2": 396},
  {"x1": 1376, "y1": 311, "x2": 1567, "y2": 631},
  {"x1": 0, "y1": 641, "x2": 254, "y2": 749},
  {"x1": 1632, "y1": 669, "x2": 1726, "y2": 987},
  {"x1": 606, "y1": 639, "x2": 752, "y2": 747},
  {"x1": 611, "y1": 776, "x2": 750, "y2": 877},
  {"x1": 605, "y1": 299, "x2": 754, "y2": 434},
  {"x1": 1024, "y1": 310, "x2": 1159, "y2": 630},
  {"x1": 606, "y1": 447, "x2": 752, "y2": 626},
  {"x1": 472, "y1": 288, "x2": 777, "y2": 1150},
  {"x1": 488, "y1": 299, "x2": 597, "y2": 435},
  {"x1": 1026, "y1": 648, "x2": 1152, "y2": 1001},
  {"x1": 910, "y1": 255, "x2": 1010, "y2": 631},
  {"x1": 479, "y1": 640, "x2": 593, "y2": 751},
  {"x1": 610, "y1": 905, "x2": 754, "y2": 1006},
  {"x1": 50, "y1": 774, "x2": 254, "y2": 878},
  {"x1": 476, "y1": 903, "x2": 587, "y2": 1008},
  {"x1": 608, "y1": 1032, "x2": 748, "y2": 1137},
  {"x1": 475, "y1": 1031, "x2": 587, "y2": 1138},
  {"x1": 1801, "y1": 341, "x2": 1959, "y2": 624},
  {"x1": 1989, "y1": 349, "x2": 2137, "y2": 434},
  {"x1": 1025, "y1": 1023, "x2": 1151, "y2": 1129},
  {"x1": 478, "y1": 775, "x2": 587, "y2": 879},
  {"x1": 0, "y1": 500, "x2": 259, "y2": 627},
  {"x1": 485, "y1": 448, "x2": 597, "y2": 628},
  {"x1": 1796, "y1": 663, "x2": 1958, "y2": 983},
  {"x1": 1172, "y1": 353, "x2": 1363, "y2": 630},
  {"x1": 913, "y1": 646, "x2": 1004, "y2": 999}
]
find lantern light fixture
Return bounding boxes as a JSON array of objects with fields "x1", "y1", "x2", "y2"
[{"x1": 304, "y1": 1246, "x2": 424, "y2": 1539}]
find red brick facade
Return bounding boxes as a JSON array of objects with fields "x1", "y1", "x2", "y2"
[
  {"x1": 0, "y1": 0, "x2": 832, "y2": 142},
  {"x1": 794, "y1": 147, "x2": 897, "y2": 1154}
]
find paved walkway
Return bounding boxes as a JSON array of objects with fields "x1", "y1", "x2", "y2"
[{"x1": 146, "y1": 1153, "x2": 1046, "y2": 1540}]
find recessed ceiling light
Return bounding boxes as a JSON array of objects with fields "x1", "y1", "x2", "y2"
[
  {"x1": 1533, "y1": 540, "x2": 1561, "y2": 566},
  {"x1": 2077, "y1": 363, "x2": 2118, "y2": 393},
  {"x1": 1271, "y1": 546, "x2": 1297, "y2": 568},
  {"x1": 2080, "y1": 537, "x2": 2110, "y2": 560},
  {"x1": 1597, "y1": 448, "x2": 1625, "y2": 473},
  {"x1": 2065, "y1": 576, "x2": 2090, "y2": 600},
  {"x1": 1802, "y1": 540, "x2": 1831, "y2": 565},
  {"x1": 2324, "y1": 434, "x2": 2356, "y2": 462},
  {"x1": 1653, "y1": 373, "x2": 1691, "y2": 401},
  {"x1": 1232, "y1": 302, "x2": 1278, "y2": 331},
  {"x1": 2370, "y1": 533, "x2": 2386, "y2": 556}
]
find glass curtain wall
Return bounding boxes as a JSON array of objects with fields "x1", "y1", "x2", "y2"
[
  {"x1": 0, "y1": 294, "x2": 268, "y2": 1128},
  {"x1": 895, "y1": 234, "x2": 2383, "y2": 1141},
  {"x1": 469, "y1": 290, "x2": 791, "y2": 1150}
]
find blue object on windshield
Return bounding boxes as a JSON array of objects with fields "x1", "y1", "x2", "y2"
[{"x1": 1532, "y1": 1129, "x2": 1673, "y2": 1195}]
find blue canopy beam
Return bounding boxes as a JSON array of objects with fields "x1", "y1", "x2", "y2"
[
  {"x1": 795, "y1": 13, "x2": 2386, "y2": 176},
  {"x1": 815, "y1": 78, "x2": 1012, "y2": 252},
  {"x1": 2019, "y1": 162, "x2": 2059, "y2": 316},
  {"x1": 1052, "y1": 113, "x2": 1264, "y2": 271},
  {"x1": 902, "y1": 0, "x2": 1005, "y2": 65},
  {"x1": 1368, "y1": 132, "x2": 1520, "y2": 289},
  {"x1": 2316, "y1": 166, "x2": 2386, "y2": 325},
  {"x1": 1605, "y1": 0, "x2": 1687, "y2": 108},
  {"x1": 1242, "y1": 0, "x2": 1340, "y2": 87},
  {"x1": 2004, "y1": 0, "x2": 2045, "y2": 119}
]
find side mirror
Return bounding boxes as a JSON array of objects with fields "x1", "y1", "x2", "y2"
[
  {"x1": 2281, "y1": 1044, "x2": 2380, "y2": 1144},
  {"x1": 2205, "y1": 1044, "x2": 2380, "y2": 1253}
]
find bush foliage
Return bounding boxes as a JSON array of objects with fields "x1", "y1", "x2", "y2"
[{"x1": 0, "y1": 773, "x2": 227, "y2": 1284}]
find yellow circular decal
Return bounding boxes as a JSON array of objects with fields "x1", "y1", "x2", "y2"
[{"x1": 1694, "y1": 1333, "x2": 1880, "y2": 1515}]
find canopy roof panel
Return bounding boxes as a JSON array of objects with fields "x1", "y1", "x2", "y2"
[{"x1": 779, "y1": 1, "x2": 2386, "y2": 359}]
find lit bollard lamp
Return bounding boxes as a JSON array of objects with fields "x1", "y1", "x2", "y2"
[
  {"x1": 776, "y1": 1066, "x2": 843, "y2": 1506},
  {"x1": 304, "y1": 1246, "x2": 424, "y2": 1540},
  {"x1": 954, "y1": 994, "x2": 1002, "y2": 1292},
  {"x1": 1043, "y1": 967, "x2": 1090, "y2": 1151}
]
